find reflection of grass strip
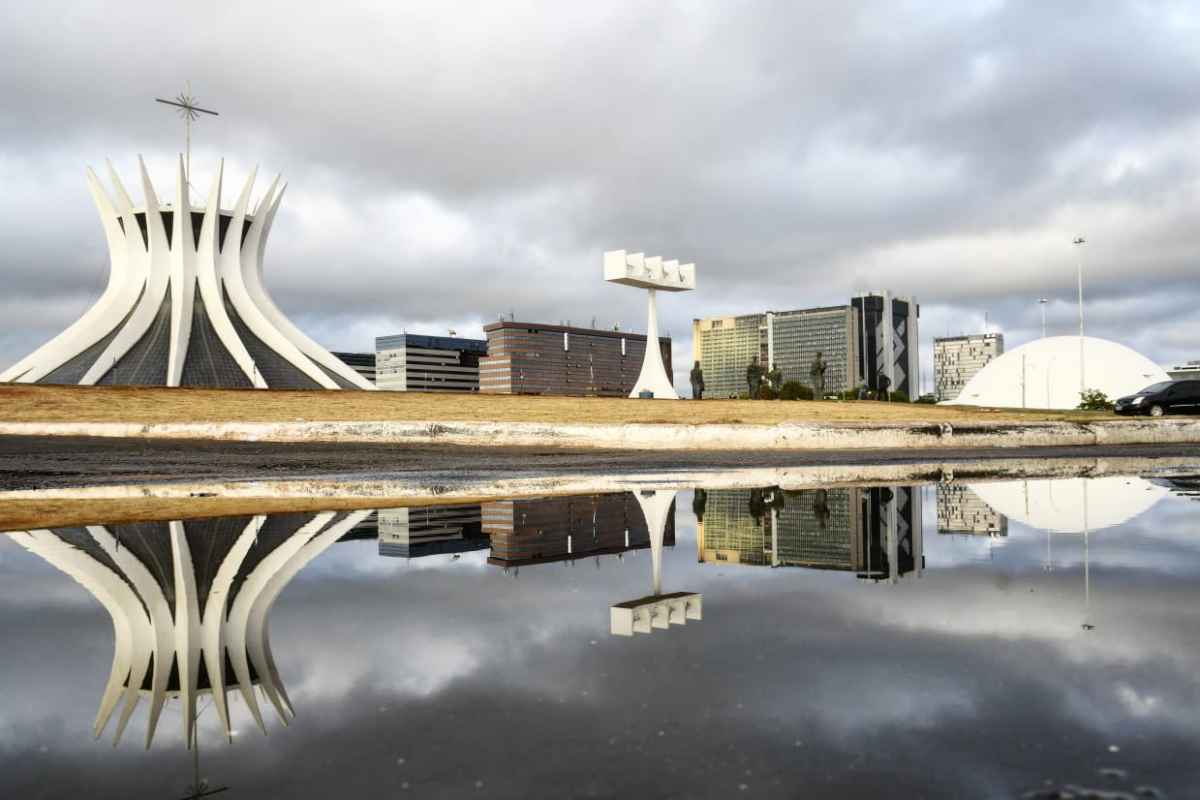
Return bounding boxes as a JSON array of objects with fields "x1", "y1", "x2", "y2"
[{"x1": 0, "y1": 384, "x2": 1113, "y2": 426}]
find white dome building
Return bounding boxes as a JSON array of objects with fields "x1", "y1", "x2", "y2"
[
  {"x1": 946, "y1": 336, "x2": 1168, "y2": 409},
  {"x1": 969, "y1": 476, "x2": 1169, "y2": 533}
]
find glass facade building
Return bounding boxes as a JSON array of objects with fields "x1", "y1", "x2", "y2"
[{"x1": 692, "y1": 305, "x2": 861, "y2": 398}]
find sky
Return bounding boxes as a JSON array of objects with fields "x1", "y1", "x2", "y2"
[
  {"x1": 1, "y1": 1, "x2": 1199, "y2": 392},
  {"x1": 2, "y1": 483, "x2": 1200, "y2": 796}
]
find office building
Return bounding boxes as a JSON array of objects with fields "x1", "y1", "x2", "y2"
[
  {"x1": 933, "y1": 333, "x2": 1003, "y2": 402},
  {"x1": 333, "y1": 352, "x2": 377, "y2": 384},
  {"x1": 696, "y1": 485, "x2": 923, "y2": 581},
  {"x1": 478, "y1": 321, "x2": 672, "y2": 396},
  {"x1": 375, "y1": 333, "x2": 487, "y2": 392},
  {"x1": 851, "y1": 291, "x2": 920, "y2": 398},
  {"x1": 1167, "y1": 361, "x2": 1200, "y2": 380},
  {"x1": 936, "y1": 484, "x2": 1007, "y2": 536},
  {"x1": 376, "y1": 505, "x2": 489, "y2": 558},
  {"x1": 482, "y1": 492, "x2": 675, "y2": 567},
  {"x1": 1, "y1": 160, "x2": 373, "y2": 390},
  {"x1": 692, "y1": 306, "x2": 861, "y2": 399}
]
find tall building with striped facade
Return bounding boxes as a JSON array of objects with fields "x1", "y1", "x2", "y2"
[
  {"x1": 375, "y1": 333, "x2": 487, "y2": 392},
  {"x1": 933, "y1": 332, "x2": 1004, "y2": 401},
  {"x1": 478, "y1": 321, "x2": 672, "y2": 396}
]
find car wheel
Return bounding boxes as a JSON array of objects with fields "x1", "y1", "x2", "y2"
[{"x1": 1148, "y1": 404, "x2": 1165, "y2": 417}]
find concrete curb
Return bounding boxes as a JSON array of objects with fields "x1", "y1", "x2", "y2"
[{"x1": 1, "y1": 418, "x2": 1200, "y2": 450}]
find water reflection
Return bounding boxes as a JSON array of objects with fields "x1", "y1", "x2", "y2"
[
  {"x1": 695, "y1": 485, "x2": 923, "y2": 581},
  {"x1": 10, "y1": 512, "x2": 372, "y2": 749},
  {"x1": 4, "y1": 473, "x2": 1199, "y2": 797}
]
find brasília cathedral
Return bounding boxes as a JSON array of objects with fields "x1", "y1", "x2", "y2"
[{"x1": 0, "y1": 157, "x2": 374, "y2": 390}]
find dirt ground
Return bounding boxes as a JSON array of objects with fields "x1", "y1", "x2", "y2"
[{"x1": 0, "y1": 384, "x2": 1114, "y2": 426}]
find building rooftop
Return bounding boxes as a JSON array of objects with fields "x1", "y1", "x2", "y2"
[
  {"x1": 482, "y1": 320, "x2": 670, "y2": 342},
  {"x1": 375, "y1": 333, "x2": 488, "y2": 353}
]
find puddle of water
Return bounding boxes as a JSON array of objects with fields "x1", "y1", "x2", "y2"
[{"x1": 1, "y1": 472, "x2": 1197, "y2": 798}]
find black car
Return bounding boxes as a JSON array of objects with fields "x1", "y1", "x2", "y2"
[{"x1": 1114, "y1": 380, "x2": 1200, "y2": 416}]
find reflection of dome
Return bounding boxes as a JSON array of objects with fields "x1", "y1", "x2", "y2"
[
  {"x1": 11, "y1": 510, "x2": 370, "y2": 748},
  {"x1": 969, "y1": 477, "x2": 1168, "y2": 533},
  {"x1": 946, "y1": 336, "x2": 1168, "y2": 409}
]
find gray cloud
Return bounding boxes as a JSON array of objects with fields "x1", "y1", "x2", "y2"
[{"x1": 2, "y1": 1, "x2": 1199, "y2": 390}]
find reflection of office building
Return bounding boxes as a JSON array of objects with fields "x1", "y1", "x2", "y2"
[
  {"x1": 478, "y1": 321, "x2": 672, "y2": 396},
  {"x1": 697, "y1": 486, "x2": 923, "y2": 580},
  {"x1": 375, "y1": 333, "x2": 488, "y2": 392},
  {"x1": 851, "y1": 291, "x2": 920, "y2": 398},
  {"x1": 692, "y1": 306, "x2": 861, "y2": 399},
  {"x1": 933, "y1": 333, "x2": 1003, "y2": 402},
  {"x1": 333, "y1": 351, "x2": 377, "y2": 384},
  {"x1": 483, "y1": 493, "x2": 675, "y2": 567},
  {"x1": 376, "y1": 505, "x2": 488, "y2": 558},
  {"x1": 9, "y1": 511, "x2": 371, "y2": 748},
  {"x1": 936, "y1": 484, "x2": 1008, "y2": 536}
]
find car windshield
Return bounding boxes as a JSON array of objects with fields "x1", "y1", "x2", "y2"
[{"x1": 1139, "y1": 381, "x2": 1175, "y2": 394}]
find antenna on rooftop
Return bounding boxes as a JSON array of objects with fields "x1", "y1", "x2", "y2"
[{"x1": 155, "y1": 81, "x2": 219, "y2": 199}]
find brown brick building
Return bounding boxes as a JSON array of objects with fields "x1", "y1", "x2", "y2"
[
  {"x1": 479, "y1": 321, "x2": 673, "y2": 396},
  {"x1": 482, "y1": 493, "x2": 676, "y2": 567}
]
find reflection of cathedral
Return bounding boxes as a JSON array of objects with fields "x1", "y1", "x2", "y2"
[
  {"x1": 697, "y1": 486, "x2": 923, "y2": 581},
  {"x1": 936, "y1": 484, "x2": 1007, "y2": 537},
  {"x1": 10, "y1": 511, "x2": 371, "y2": 748}
]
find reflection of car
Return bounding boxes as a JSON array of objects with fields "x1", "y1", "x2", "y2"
[{"x1": 1114, "y1": 380, "x2": 1200, "y2": 417}]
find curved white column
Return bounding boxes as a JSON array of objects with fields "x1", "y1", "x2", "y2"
[
  {"x1": 629, "y1": 289, "x2": 678, "y2": 399},
  {"x1": 220, "y1": 170, "x2": 337, "y2": 389},
  {"x1": 5, "y1": 168, "x2": 142, "y2": 383},
  {"x1": 86, "y1": 524, "x2": 176, "y2": 748},
  {"x1": 10, "y1": 531, "x2": 147, "y2": 740},
  {"x1": 167, "y1": 157, "x2": 197, "y2": 386},
  {"x1": 81, "y1": 157, "x2": 172, "y2": 385},
  {"x1": 192, "y1": 161, "x2": 265, "y2": 388},
  {"x1": 241, "y1": 181, "x2": 375, "y2": 390}
]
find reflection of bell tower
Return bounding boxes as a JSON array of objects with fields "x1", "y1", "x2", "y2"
[
  {"x1": 610, "y1": 490, "x2": 702, "y2": 636},
  {"x1": 11, "y1": 510, "x2": 370, "y2": 748}
]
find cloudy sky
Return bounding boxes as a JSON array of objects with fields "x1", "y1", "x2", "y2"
[{"x1": 2, "y1": 1, "x2": 1198, "y2": 390}]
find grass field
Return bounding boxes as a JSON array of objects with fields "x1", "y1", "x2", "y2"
[{"x1": 0, "y1": 384, "x2": 1114, "y2": 425}]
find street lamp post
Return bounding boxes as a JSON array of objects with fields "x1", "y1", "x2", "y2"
[
  {"x1": 1038, "y1": 297, "x2": 1048, "y2": 339},
  {"x1": 1073, "y1": 237, "x2": 1086, "y2": 397}
]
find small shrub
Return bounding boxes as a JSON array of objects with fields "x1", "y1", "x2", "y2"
[
  {"x1": 889, "y1": 390, "x2": 910, "y2": 403},
  {"x1": 1077, "y1": 389, "x2": 1114, "y2": 411},
  {"x1": 839, "y1": 388, "x2": 859, "y2": 401},
  {"x1": 915, "y1": 393, "x2": 938, "y2": 404},
  {"x1": 780, "y1": 381, "x2": 813, "y2": 401},
  {"x1": 756, "y1": 385, "x2": 779, "y2": 400}
]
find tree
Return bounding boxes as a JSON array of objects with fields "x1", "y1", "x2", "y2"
[
  {"x1": 746, "y1": 356, "x2": 764, "y2": 398},
  {"x1": 809, "y1": 352, "x2": 828, "y2": 397},
  {"x1": 1078, "y1": 389, "x2": 1114, "y2": 410}
]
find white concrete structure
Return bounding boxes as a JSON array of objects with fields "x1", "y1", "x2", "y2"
[
  {"x1": 603, "y1": 250, "x2": 695, "y2": 399},
  {"x1": 610, "y1": 489, "x2": 702, "y2": 636},
  {"x1": 10, "y1": 511, "x2": 370, "y2": 748},
  {"x1": 946, "y1": 336, "x2": 1168, "y2": 409},
  {"x1": 970, "y1": 477, "x2": 1167, "y2": 533},
  {"x1": 0, "y1": 157, "x2": 373, "y2": 389}
]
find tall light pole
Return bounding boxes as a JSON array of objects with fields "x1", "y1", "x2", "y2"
[
  {"x1": 1038, "y1": 297, "x2": 1048, "y2": 339},
  {"x1": 1073, "y1": 237, "x2": 1086, "y2": 397}
]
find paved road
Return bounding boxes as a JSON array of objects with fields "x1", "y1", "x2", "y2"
[{"x1": 1, "y1": 435, "x2": 1198, "y2": 491}]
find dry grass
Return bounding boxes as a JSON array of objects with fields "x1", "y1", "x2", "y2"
[{"x1": 0, "y1": 383, "x2": 1115, "y2": 426}]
